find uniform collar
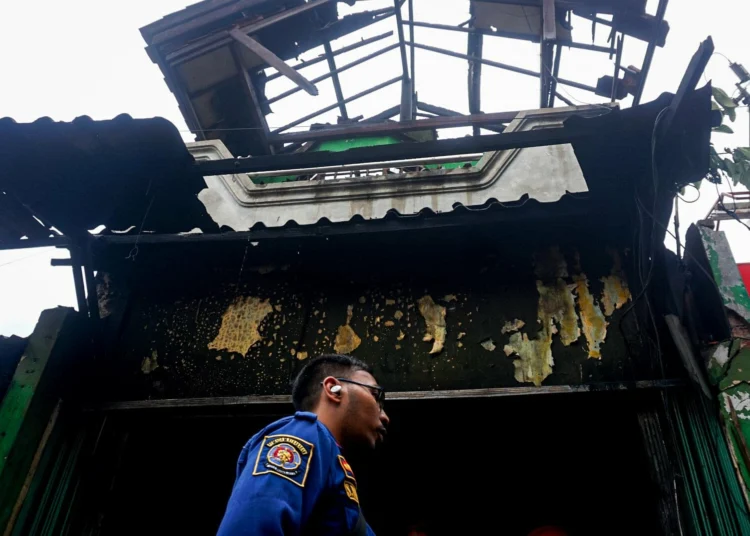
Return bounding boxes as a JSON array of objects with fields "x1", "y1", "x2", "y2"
[
  {"x1": 295, "y1": 412, "x2": 342, "y2": 448},
  {"x1": 294, "y1": 411, "x2": 318, "y2": 422}
]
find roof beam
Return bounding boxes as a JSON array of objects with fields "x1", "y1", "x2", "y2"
[
  {"x1": 272, "y1": 76, "x2": 402, "y2": 134},
  {"x1": 230, "y1": 44, "x2": 272, "y2": 155},
  {"x1": 393, "y1": 0, "x2": 413, "y2": 121},
  {"x1": 467, "y1": 17, "x2": 483, "y2": 136},
  {"x1": 408, "y1": 0, "x2": 416, "y2": 85},
  {"x1": 632, "y1": 0, "x2": 668, "y2": 105},
  {"x1": 229, "y1": 29, "x2": 318, "y2": 96},
  {"x1": 417, "y1": 102, "x2": 506, "y2": 134},
  {"x1": 323, "y1": 41, "x2": 348, "y2": 120},
  {"x1": 406, "y1": 41, "x2": 598, "y2": 94},
  {"x1": 266, "y1": 43, "x2": 400, "y2": 105},
  {"x1": 548, "y1": 44, "x2": 562, "y2": 107},
  {"x1": 201, "y1": 117, "x2": 600, "y2": 176},
  {"x1": 269, "y1": 109, "x2": 518, "y2": 143},
  {"x1": 266, "y1": 31, "x2": 394, "y2": 82},
  {"x1": 542, "y1": 0, "x2": 556, "y2": 41},
  {"x1": 169, "y1": 0, "x2": 337, "y2": 64},
  {"x1": 401, "y1": 20, "x2": 612, "y2": 53}
]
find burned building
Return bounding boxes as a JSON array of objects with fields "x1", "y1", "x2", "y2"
[{"x1": 1, "y1": 1, "x2": 749, "y2": 535}]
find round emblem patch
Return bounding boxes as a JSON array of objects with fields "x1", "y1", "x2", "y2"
[{"x1": 267, "y1": 443, "x2": 302, "y2": 471}]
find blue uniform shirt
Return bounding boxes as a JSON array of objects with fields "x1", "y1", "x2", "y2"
[{"x1": 217, "y1": 411, "x2": 375, "y2": 536}]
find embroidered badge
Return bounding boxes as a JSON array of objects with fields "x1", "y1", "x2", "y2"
[
  {"x1": 253, "y1": 434, "x2": 314, "y2": 487},
  {"x1": 343, "y1": 481, "x2": 360, "y2": 504},
  {"x1": 338, "y1": 455, "x2": 356, "y2": 482}
]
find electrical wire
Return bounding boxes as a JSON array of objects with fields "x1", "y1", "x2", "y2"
[
  {"x1": 540, "y1": 57, "x2": 615, "y2": 115},
  {"x1": 677, "y1": 183, "x2": 701, "y2": 204}
]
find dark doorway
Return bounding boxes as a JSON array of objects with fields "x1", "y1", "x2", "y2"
[{"x1": 93, "y1": 392, "x2": 663, "y2": 535}]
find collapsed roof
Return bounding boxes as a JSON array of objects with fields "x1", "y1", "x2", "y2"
[{"x1": 141, "y1": 0, "x2": 671, "y2": 158}]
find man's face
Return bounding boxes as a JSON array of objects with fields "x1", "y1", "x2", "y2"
[{"x1": 340, "y1": 370, "x2": 389, "y2": 451}]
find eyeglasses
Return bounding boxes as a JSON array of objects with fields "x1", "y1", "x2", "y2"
[{"x1": 335, "y1": 378, "x2": 386, "y2": 409}]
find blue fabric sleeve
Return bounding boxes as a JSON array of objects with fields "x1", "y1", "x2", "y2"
[{"x1": 216, "y1": 420, "x2": 334, "y2": 536}]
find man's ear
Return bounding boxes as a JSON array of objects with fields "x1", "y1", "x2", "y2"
[{"x1": 321, "y1": 376, "x2": 342, "y2": 404}]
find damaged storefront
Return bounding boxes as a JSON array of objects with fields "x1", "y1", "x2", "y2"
[{"x1": 2, "y1": 1, "x2": 750, "y2": 534}]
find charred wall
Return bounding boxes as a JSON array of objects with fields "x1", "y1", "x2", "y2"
[{"x1": 89, "y1": 214, "x2": 663, "y2": 403}]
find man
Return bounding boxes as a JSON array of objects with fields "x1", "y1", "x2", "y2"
[{"x1": 217, "y1": 354, "x2": 389, "y2": 535}]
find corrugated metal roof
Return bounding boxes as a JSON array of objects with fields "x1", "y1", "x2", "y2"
[{"x1": 0, "y1": 114, "x2": 217, "y2": 248}]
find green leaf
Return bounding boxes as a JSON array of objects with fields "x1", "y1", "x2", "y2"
[
  {"x1": 734, "y1": 147, "x2": 750, "y2": 160},
  {"x1": 735, "y1": 168, "x2": 750, "y2": 190},
  {"x1": 713, "y1": 87, "x2": 738, "y2": 108},
  {"x1": 725, "y1": 106, "x2": 737, "y2": 122},
  {"x1": 713, "y1": 124, "x2": 734, "y2": 134}
]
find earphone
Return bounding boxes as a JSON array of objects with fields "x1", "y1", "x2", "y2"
[{"x1": 330, "y1": 385, "x2": 342, "y2": 394}]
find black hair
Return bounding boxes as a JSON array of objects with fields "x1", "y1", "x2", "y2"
[{"x1": 291, "y1": 354, "x2": 372, "y2": 411}]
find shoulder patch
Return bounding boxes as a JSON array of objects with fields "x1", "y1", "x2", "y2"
[
  {"x1": 338, "y1": 455, "x2": 356, "y2": 482},
  {"x1": 252, "y1": 434, "x2": 314, "y2": 487},
  {"x1": 343, "y1": 481, "x2": 359, "y2": 504}
]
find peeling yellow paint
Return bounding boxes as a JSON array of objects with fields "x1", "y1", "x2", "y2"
[
  {"x1": 274, "y1": 304, "x2": 282, "y2": 312},
  {"x1": 397, "y1": 331, "x2": 405, "y2": 341},
  {"x1": 600, "y1": 251, "x2": 631, "y2": 316},
  {"x1": 418, "y1": 295, "x2": 447, "y2": 355},
  {"x1": 141, "y1": 350, "x2": 159, "y2": 374},
  {"x1": 373, "y1": 335, "x2": 380, "y2": 342},
  {"x1": 296, "y1": 351, "x2": 309, "y2": 361},
  {"x1": 395, "y1": 344, "x2": 401, "y2": 350},
  {"x1": 443, "y1": 294, "x2": 457, "y2": 303},
  {"x1": 384, "y1": 320, "x2": 395, "y2": 327},
  {"x1": 290, "y1": 348, "x2": 296, "y2": 356},
  {"x1": 573, "y1": 275, "x2": 608, "y2": 359},
  {"x1": 394, "y1": 310, "x2": 404, "y2": 320},
  {"x1": 457, "y1": 332, "x2": 466, "y2": 340},
  {"x1": 504, "y1": 332, "x2": 554, "y2": 387},
  {"x1": 334, "y1": 305, "x2": 362, "y2": 354},
  {"x1": 501, "y1": 319, "x2": 526, "y2": 334},
  {"x1": 600, "y1": 275, "x2": 630, "y2": 316},
  {"x1": 537, "y1": 279, "x2": 580, "y2": 346},
  {"x1": 481, "y1": 339, "x2": 496, "y2": 352},
  {"x1": 385, "y1": 299, "x2": 396, "y2": 306},
  {"x1": 208, "y1": 296, "x2": 273, "y2": 356},
  {"x1": 458, "y1": 342, "x2": 464, "y2": 348}
]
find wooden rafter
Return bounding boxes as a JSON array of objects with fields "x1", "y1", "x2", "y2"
[
  {"x1": 270, "y1": 109, "x2": 518, "y2": 144},
  {"x1": 323, "y1": 41, "x2": 348, "y2": 120},
  {"x1": 229, "y1": 29, "x2": 318, "y2": 96}
]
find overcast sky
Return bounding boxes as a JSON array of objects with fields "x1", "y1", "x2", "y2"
[{"x1": 1, "y1": 0, "x2": 749, "y2": 337}]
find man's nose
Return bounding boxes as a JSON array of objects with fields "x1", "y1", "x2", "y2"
[{"x1": 380, "y1": 410, "x2": 390, "y2": 427}]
